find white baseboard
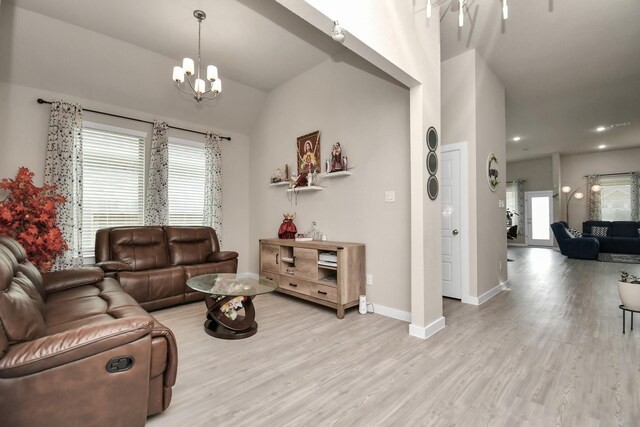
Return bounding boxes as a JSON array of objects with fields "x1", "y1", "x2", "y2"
[
  {"x1": 462, "y1": 280, "x2": 509, "y2": 305},
  {"x1": 409, "y1": 316, "x2": 446, "y2": 340},
  {"x1": 507, "y1": 243, "x2": 527, "y2": 247},
  {"x1": 371, "y1": 304, "x2": 411, "y2": 322}
]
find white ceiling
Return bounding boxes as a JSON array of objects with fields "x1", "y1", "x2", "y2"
[
  {"x1": 440, "y1": 0, "x2": 640, "y2": 161},
  {"x1": 6, "y1": 0, "x2": 640, "y2": 162}
]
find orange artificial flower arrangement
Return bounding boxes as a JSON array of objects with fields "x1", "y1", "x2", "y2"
[{"x1": 0, "y1": 167, "x2": 67, "y2": 271}]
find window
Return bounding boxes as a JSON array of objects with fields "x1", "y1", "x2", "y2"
[
  {"x1": 600, "y1": 176, "x2": 631, "y2": 221},
  {"x1": 168, "y1": 138, "x2": 206, "y2": 226},
  {"x1": 506, "y1": 182, "x2": 517, "y2": 216},
  {"x1": 81, "y1": 125, "x2": 146, "y2": 258}
]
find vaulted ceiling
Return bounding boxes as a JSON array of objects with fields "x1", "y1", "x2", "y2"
[{"x1": 6, "y1": 0, "x2": 640, "y2": 161}]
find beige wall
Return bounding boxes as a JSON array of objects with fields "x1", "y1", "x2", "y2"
[
  {"x1": 0, "y1": 5, "x2": 254, "y2": 271},
  {"x1": 561, "y1": 147, "x2": 640, "y2": 229},
  {"x1": 442, "y1": 50, "x2": 507, "y2": 301},
  {"x1": 249, "y1": 52, "x2": 411, "y2": 312}
]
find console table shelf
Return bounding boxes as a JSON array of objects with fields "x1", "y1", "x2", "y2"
[{"x1": 259, "y1": 238, "x2": 365, "y2": 318}]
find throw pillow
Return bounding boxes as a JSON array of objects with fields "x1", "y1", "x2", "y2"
[
  {"x1": 568, "y1": 228, "x2": 582, "y2": 238},
  {"x1": 591, "y1": 226, "x2": 608, "y2": 237}
]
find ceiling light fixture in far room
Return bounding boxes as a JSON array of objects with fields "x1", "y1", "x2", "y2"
[
  {"x1": 429, "y1": 0, "x2": 509, "y2": 28},
  {"x1": 331, "y1": 21, "x2": 346, "y2": 43},
  {"x1": 598, "y1": 144, "x2": 606, "y2": 149},
  {"x1": 596, "y1": 126, "x2": 607, "y2": 132},
  {"x1": 512, "y1": 136, "x2": 521, "y2": 142},
  {"x1": 172, "y1": 10, "x2": 221, "y2": 103}
]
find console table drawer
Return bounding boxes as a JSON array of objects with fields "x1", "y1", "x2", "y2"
[
  {"x1": 311, "y1": 283, "x2": 337, "y2": 303},
  {"x1": 279, "y1": 276, "x2": 312, "y2": 296}
]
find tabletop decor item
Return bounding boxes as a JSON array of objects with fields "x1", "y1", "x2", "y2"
[
  {"x1": 278, "y1": 212, "x2": 297, "y2": 239},
  {"x1": 618, "y1": 271, "x2": 640, "y2": 311},
  {"x1": 297, "y1": 130, "x2": 321, "y2": 175},
  {"x1": 0, "y1": 167, "x2": 67, "y2": 271}
]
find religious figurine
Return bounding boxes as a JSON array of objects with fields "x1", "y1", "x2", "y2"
[{"x1": 330, "y1": 142, "x2": 343, "y2": 172}]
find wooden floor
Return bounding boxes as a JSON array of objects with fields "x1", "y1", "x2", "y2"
[{"x1": 147, "y1": 247, "x2": 640, "y2": 426}]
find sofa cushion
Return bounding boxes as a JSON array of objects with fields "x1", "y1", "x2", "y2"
[
  {"x1": 110, "y1": 227, "x2": 170, "y2": 271},
  {"x1": 591, "y1": 226, "x2": 609, "y2": 237},
  {"x1": 117, "y1": 267, "x2": 185, "y2": 305},
  {"x1": 165, "y1": 227, "x2": 219, "y2": 266},
  {"x1": 610, "y1": 221, "x2": 640, "y2": 238}
]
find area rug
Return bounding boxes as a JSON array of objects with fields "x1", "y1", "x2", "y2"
[{"x1": 598, "y1": 253, "x2": 640, "y2": 264}]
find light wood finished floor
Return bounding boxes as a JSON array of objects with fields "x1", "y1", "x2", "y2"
[{"x1": 148, "y1": 247, "x2": 640, "y2": 426}]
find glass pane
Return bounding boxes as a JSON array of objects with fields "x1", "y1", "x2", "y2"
[
  {"x1": 601, "y1": 183, "x2": 631, "y2": 221},
  {"x1": 531, "y1": 196, "x2": 550, "y2": 240}
]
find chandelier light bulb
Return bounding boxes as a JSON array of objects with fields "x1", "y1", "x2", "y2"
[
  {"x1": 212, "y1": 79, "x2": 222, "y2": 93},
  {"x1": 458, "y1": 0, "x2": 464, "y2": 27},
  {"x1": 194, "y1": 79, "x2": 206, "y2": 94},
  {"x1": 182, "y1": 58, "x2": 195, "y2": 76},
  {"x1": 207, "y1": 65, "x2": 218, "y2": 82},
  {"x1": 173, "y1": 66, "x2": 185, "y2": 83},
  {"x1": 427, "y1": 0, "x2": 432, "y2": 18},
  {"x1": 574, "y1": 192, "x2": 584, "y2": 200},
  {"x1": 503, "y1": 0, "x2": 508, "y2": 20},
  {"x1": 561, "y1": 186, "x2": 571, "y2": 193},
  {"x1": 591, "y1": 184, "x2": 601, "y2": 192}
]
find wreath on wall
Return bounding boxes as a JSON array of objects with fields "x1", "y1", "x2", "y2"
[{"x1": 487, "y1": 153, "x2": 499, "y2": 191}]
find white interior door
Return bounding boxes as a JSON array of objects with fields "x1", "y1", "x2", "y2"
[
  {"x1": 441, "y1": 150, "x2": 462, "y2": 299},
  {"x1": 525, "y1": 190, "x2": 554, "y2": 246}
]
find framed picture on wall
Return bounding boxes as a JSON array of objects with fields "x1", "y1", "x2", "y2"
[
  {"x1": 487, "y1": 152, "x2": 499, "y2": 191},
  {"x1": 297, "y1": 130, "x2": 321, "y2": 175}
]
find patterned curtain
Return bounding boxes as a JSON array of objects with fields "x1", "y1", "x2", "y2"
[
  {"x1": 203, "y1": 132, "x2": 223, "y2": 243},
  {"x1": 631, "y1": 172, "x2": 640, "y2": 221},
  {"x1": 145, "y1": 121, "x2": 169, "y2": 225},
  {"x1": 586, "y1": 174, "x2": 601, "y2": 221},
  {"x1": 516, "y1": 180, "x2": 525, "y2": 234},
  {"x1": 44, "y1": 100, "x2": 84, "y2": 270}
]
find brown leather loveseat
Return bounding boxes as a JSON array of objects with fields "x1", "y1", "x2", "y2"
[
  {"x1": 95, "y1": 226, "x2": 238, "y2": 311},
  {"x1": 0, "y1": 236, "x2": 177, "y2": 427}
]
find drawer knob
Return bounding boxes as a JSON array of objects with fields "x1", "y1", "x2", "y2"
[
  {"x1": 290, "y1": 283, "x2": 298, "y2": 287},
  {"x1": 317, "y1": 290, "x2": 328, "y2": 295}
]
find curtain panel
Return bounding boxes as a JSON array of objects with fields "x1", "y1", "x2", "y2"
[
  {"x1": 516, "y1": 180, "x2": 525, "y2": 234},
  {"x1": 44, "y1": 100, "x2": 84, "y2": 270},
  {"x1": 586, "y1": 175, "x2": 601, "y2": 221},
  {"x1": 204, "y1": 132, "x2": 223, "y2": 243},
  {"x1": 145, "y1": 121, "x2": 169, "y2": 225},
  {"x1": 632, "y1": 172, "x2": 640, "y2": 221}
]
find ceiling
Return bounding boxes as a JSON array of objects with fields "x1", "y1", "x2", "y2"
[
  {"x1": 440, "y1": 0, "x2": 640, "y2": 161},
  {"x1": 6, "y1": 0, "x2": 640, "y2": 162}
]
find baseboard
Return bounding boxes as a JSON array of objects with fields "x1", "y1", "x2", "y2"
[
  {"x1": 462, "y1": 280, "x2": 509, "y2": 305},
  {"x1": 507, "y1": 243, "x2": 527, "y2": 247},
  {"x1": 371, "y1": 304, "x2": 411, "y2": 322},
  {"x1": 409, "y1": 316, "x2": 446, "y2": 340}
]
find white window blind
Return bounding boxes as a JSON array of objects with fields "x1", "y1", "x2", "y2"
[
  {"x1": 600, "y1": 176, "x2": 631, "y2": 221},
  {"x1": 168, "y1": 139, "x2": 205, "y2": 226},
  {"x1": 81, "y1": 126, "x2": 145, "y2": 258}
]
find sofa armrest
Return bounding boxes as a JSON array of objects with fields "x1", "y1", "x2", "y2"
[
  {"x1": 0, "y1": 316, "x2": 153, "y2": 378},
  {"x1": 207, "y1": 251, "x2": 239, "y2": 263},
  {"x1": 41, "y1": 267, "x2": 105, "y2": 294},
  {"x1": 95, "y1": 260, "x2": 133, "y2": 273},
  {"x1": 151, "y1": 320, "x2": 178, "y2": 388}
]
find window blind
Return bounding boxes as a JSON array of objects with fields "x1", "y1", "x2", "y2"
[
  {"x1": 168, "y1": 139, "x2": 205, "y2": 226},
  {"x1": 81, "y1": 127, "x2": 145, "y2": 258}
]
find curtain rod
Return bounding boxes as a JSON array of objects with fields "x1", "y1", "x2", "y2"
[
  {"x1": 584, "y1": 172, "x2": 633, "y2": 178},
  {"x1": 36, "y1": 98, "x2": 231, "y2": 141}
]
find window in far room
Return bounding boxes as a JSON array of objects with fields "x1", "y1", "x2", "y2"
[
  {"x1": 600, "y1": 176, "x2": 631, "y2": 221},
  {"x1": 168, "y1": 138, "x2": 206, "y2": 226},
  {"x1": 506, "y1": 182, "x2": 517, "y2": 219},
  {"x1": 81, "y1": 124, "x2": 146, "y2": 259}
]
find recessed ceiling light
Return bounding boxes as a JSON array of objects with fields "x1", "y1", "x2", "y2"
[
  {"x1": 596, "y1": 126, "x2": 607, "y2": 132},
  {"x1": 598, "y1": 144, "x2": 606, "y2": 149},
  {"x1": 513, "y1": 136, "x2": 521, "y2": 142}
]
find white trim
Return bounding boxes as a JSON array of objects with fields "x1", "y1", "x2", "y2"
[
  {"x1": 372, "y1": 304, "x2": 411, "y2": 322},
  {"x1": 507, "y1": 242, "x2": 527, "y2": 247},
  {"x1": 441, "y1": 142, "x2": 470, "y2": 304},
  {"x1": 462, "y1": 280, "x2": 509, "y2": 305},
  {"x1": 83, "y1": 120, "x2": 147, "y2": 139},
  {"x1": 409, "y1": 316, "x2": 446, "y2": 340}
]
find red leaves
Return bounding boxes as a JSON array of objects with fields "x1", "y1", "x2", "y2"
[{"x1": 0, "y1": 167, "x2": 68, "y2": 271}]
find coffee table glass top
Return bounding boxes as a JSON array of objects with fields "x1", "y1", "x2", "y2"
[{"x1": 186, "y1": 273, "x2": 277, "y2": 297}]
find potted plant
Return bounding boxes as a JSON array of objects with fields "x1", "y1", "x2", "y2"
[
  {"x1": 618, "y1": 271, "x2": 640, "y2": 311},
  {"x1": 0, "y1": 167, "x2": 67, "y2": 271}
]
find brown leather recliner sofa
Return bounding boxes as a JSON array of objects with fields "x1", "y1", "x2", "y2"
[
  {"x1": 0, "y1": 236, "x2": 177, "y2": 427},
  {"x1": 95, "y1": 226, "x2": 238, "y2": 311}
]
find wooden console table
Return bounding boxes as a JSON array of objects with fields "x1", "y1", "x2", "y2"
[{"x1": 259, "y1": 239, "x2": 365, "y2": 318}]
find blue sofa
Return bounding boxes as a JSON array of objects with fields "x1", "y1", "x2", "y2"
[
  {"x1": 583, "y1": 221, "x2": 640, "y2": 254},
  {"x1": 551, "y1": 221, "x2": 600, "y2": 259}
]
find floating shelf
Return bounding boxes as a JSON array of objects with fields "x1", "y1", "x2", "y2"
[
  {"x1": 269, "y1": 181, "x2": 289, "y2": 187},
  {"x1": 286, "y1": 186, "x2": 323, "y2": 193},
  {"x1": 320, "y1": 171, "x2": 352, "y2": 178}
]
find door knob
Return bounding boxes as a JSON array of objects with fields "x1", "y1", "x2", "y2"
[{"x1": 452, "y1": 229, "x2": 459, "y2": 235}]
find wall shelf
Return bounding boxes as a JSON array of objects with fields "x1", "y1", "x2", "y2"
[
  {"x1": 286, "y1": 186, "x2": 323, "y2": 193},
  {"x1": 269, "y1": 181, "x2": 289, "y2": 187},
  {"x1": 320, "y1": 171, "x2": 352, "y2": 178}
]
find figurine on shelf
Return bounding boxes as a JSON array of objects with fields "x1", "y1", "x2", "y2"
[
  {"x1": 271, "y1": 167, "x2": 282, "y2": 183},
  {"x1": 278, "y1": 213, "x2": 297, "y2": 239},
  {"x1": 330, "y1": 142, "x2": 343, "y2": 172}
]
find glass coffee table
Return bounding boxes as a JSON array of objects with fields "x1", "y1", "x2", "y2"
[{"x1": 186, "y1": 273, "x2": 277, "y2": 339}]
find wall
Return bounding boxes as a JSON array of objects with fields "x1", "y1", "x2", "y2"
[
  {"x1": 506, "y1": 157, "x2": 553, "y2": 244},
  {"x1": 0, "y1": 4, "x2": 257, "y2": 271},
  {"x1": 442, "y1": 50, "x2": 507, "y2": 301},
  {"x1": 561, "y1": 147, "x2": 640, "y2": 229},
  {"x1": 249, "y1": 51, "x2": 411, "y2": 312}
]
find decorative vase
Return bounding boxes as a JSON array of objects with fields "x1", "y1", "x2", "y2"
[{"x1": 617, "y1": 281, "x2": 640, "y2": 311}]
